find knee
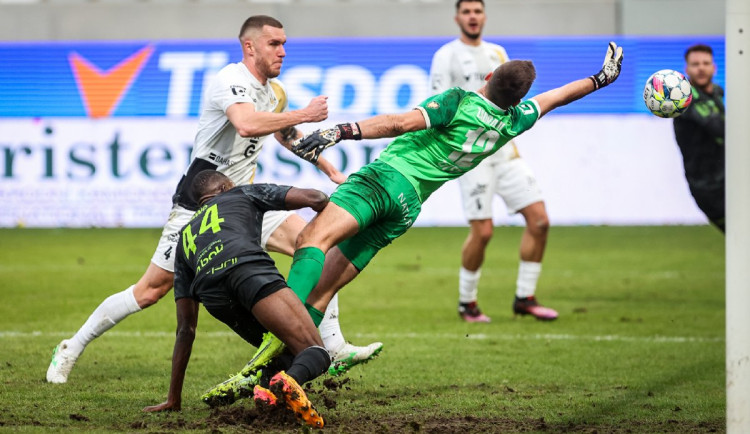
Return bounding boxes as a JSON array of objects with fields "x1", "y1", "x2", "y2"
[
  {"x1": 294, "y1": 226, "x2": 318, "y2": 250},
  {"x1": 529, "y1": 214, "x2": 550, "y2": 238},
  {"x1": 470, "y1": 221, "x2": 494, "y2": 245},
  {"x1": 294, "y1": 231, "x2": 306, "y2": 250}
]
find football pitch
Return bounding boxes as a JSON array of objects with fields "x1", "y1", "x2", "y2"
[{"x1": 0, "y1": 226, "x2": 725, "y2": 433}]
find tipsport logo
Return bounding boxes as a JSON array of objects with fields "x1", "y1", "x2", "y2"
[
  {"x1": 66, "y1": 45, "x2": 229, "y2": 118},
  {"x1": 60, "y1": 42, "x2": 430, "y2": 118},
  {"x1": 1, "y1": 40, "x2": 434, "y2": 118}
]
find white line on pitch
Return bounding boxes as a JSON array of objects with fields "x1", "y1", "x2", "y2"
[
  {"x1": 0, "y1": 330, "x2": 723, "y2": 344},
  {"x1": 351, "y1": 332, "x2": 724, "y2": 343}
]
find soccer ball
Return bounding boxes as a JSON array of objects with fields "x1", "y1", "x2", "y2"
[{"x1": 643, "y1": 69, "x2": 693, "y2": 118}]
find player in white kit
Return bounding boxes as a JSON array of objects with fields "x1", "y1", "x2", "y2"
[
  {"x1": 429, "y1": 0, "x2": 558, "y2": 322},
  {"x1": 47, "y1": 15, "x2": 382, "y2": 389}
]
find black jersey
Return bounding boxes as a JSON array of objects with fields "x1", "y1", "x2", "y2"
[
  {"x1": 673, "y1": 84, "x2": 725, "y2": 190},
  {"x1": 173, "y1": 183, "x2": 291, "y2": 303}
]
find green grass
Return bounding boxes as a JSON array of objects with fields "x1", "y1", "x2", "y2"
[{"x1": 0, "y1": 226, "x2": 725, "y2": 432}]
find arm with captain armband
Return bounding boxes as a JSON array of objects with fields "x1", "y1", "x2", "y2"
[{"x1": 291, "y1": 122, "x2": 361, "y2": 164}]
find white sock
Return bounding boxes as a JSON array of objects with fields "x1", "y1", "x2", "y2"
[
  {"x1": 319, "y1": 294, "x2": 346, "y2": 356},
  {"x1": 69, "y1": 285, "x2": 142, "y2": 355},
  {"x1": 516, "y1": 261, "x2": 542, "y2": 299},
  {"x1": 458, "y1": 267, "x2": 481, "y2": 304}
]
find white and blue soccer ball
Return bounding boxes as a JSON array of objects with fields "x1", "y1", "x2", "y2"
[{"x1": 643, "y1": 69, "x2": 693, "y2": 118}]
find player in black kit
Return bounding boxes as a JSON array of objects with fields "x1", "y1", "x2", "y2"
[
  {"x1": 144, "y1": 170, "x2": 329, "y2": 428},
  {"x1": 673, "y1": 44, "x2": 725, "y2": 233}
]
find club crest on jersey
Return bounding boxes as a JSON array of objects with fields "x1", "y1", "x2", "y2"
[
  {"x1": 427, "y1": 101, "x2": 440, "y2": 110},
  {"x1": 230, "y1": 85, "x2": 247, "y2": 96}
]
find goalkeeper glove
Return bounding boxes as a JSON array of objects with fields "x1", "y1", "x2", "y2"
[
  {"x1": 292, "y1": 122, "x2": 361, "y2": 164},
  {"x1": 590, "y1": 42, "x2": 624, "y2": 90}
]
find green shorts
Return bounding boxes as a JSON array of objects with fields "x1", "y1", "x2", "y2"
[{"x1": 331, "y1": 160, "x2": 422, "y2": 271}]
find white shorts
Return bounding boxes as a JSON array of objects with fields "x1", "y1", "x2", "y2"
[
  {"x1": 150, "y1": 205, "x2": 294, "y2": 273},
  {"x1": 458, "y1": 156, "x2": 543, "y2": 221}
]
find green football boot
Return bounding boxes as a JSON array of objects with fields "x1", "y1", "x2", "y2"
[
  {"x1": 201, "y1": 332, "x2": 285, "y2": 407},
  {"x1": 201, "y1": 369, "x2": 263, "y2": 407},
  {"x1": 239, "y1": 332, "x2": 286, "y2": 377}
]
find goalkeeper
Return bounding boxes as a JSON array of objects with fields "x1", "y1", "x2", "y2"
[{"x1": 238, "y1": 43, "x2": 624, "y2": 374}]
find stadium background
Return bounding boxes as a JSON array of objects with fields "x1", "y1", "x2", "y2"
[{"x1": 0, "y1": 0, "x2": 724, "y2": 228}]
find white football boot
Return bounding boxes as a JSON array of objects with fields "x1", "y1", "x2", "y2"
[
  {"x1": 46, "y1": 340, "x2": 81, "y2": 383},
  {"x1": 328, "y1": 342, "x2": 383, "y2": 376}
]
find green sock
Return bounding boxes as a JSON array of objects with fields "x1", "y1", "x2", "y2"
[
  {"x1": 287, "y1": 246, "x2": 325, "y2": 304},
  {"x1": 305, "y1": 303, "x2": 325, "y2": 327}
]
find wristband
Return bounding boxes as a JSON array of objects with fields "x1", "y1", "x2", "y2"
[{"x1": 337, "y1": 122, "x2": 362, "y2": 141}]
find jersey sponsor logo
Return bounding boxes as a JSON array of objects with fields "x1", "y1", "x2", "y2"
[
  {"x1": 427, "y1": 101, "x2": 440, "y2": 110},
  {"x1": 244, "y1": 145, "x2": 257, "y2": 157},
  {"x1": 208, "y1": 152, "x2": 236, "y2": 166},
  {"x1": 243, "y1": 138, "x2": 261, "y2": 158},
  {"x1": 208, "y1": 257, "x2": 237, "y2": 275},
  {"x1": 196, "y1": 242, "x2": 224, "y2": 273}
]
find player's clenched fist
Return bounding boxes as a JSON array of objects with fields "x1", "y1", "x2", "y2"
[
  {"x1": 292, "y1": 122, "x2": 361, "y2": 164},
  {"x1": 302, "y1": 95, "x2": 329, "y2": 123}
]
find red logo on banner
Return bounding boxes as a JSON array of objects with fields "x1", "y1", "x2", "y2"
[{"x1": 69, "y1": 45, "x2": 154, "y2": 118}]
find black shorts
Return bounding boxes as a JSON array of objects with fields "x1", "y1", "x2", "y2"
[{"x1": 202, "y1": 262, "x2": 287, "y2": 347}]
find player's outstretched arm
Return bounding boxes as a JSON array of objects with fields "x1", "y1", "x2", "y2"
[
  {"x1": 291, "y1": 109, "x2": 427, "y2": 163},
  {"x1": 357, "y1": 109, "x2": 427, "y2": 139},
  {"x1": 534, "y1": 42, "x2": 623, "y2": 117},
  {"x1": 143, "y1": 298, "x2": 199, "y2": 413},
  {"x1": 285, "y1": 187, "x2": 330, "y2": 213}
]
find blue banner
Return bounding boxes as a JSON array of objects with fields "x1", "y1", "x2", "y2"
[{"x1": 0, "y1": 36, "x2": 724, "y2": 118}]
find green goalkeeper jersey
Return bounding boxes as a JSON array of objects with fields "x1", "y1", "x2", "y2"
[{"x1": 377, "y1": 87, "x2": 540, "y2": 202}]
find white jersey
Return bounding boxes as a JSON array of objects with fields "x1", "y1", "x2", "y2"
[
  {"x1": 429, "y1": 39, "x2": 519, "y2": 161},
  {"x1": 173, "y1": 62, "x2": 288, "y2": 210}
]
